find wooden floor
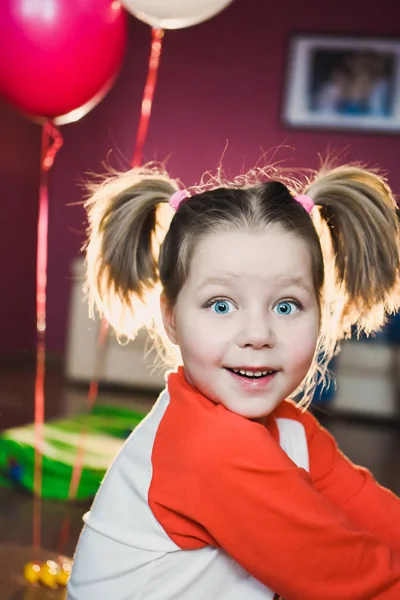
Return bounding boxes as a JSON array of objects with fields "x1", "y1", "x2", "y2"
[{"x1": 0, "y1": 361, "x2": 399, "y2": 597}]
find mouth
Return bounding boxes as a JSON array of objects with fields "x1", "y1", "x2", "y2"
[{"x1": 225, "y1": 367, "x2": 278, "y2": 380}]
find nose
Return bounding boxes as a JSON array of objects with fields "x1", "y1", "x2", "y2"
[{"x1": 236, "y1": 310, "x2": 276, "y2": 349}]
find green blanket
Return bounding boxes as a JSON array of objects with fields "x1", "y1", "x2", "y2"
[{"x1": 0, "y1": 404, "x2": 147, "y2": 500}]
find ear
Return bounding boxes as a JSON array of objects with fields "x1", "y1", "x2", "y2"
[{"x1": 160, "y1": 292, "x2": 178, "y2": 345}]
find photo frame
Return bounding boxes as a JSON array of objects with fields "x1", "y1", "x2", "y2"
[{"x1": 283, "y1": 35, "x2": 400, "y2": 133}]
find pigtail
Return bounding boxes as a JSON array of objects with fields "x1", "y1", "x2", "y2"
[
  {"x1": 305, "y1": 165, "x2": 400, "y2": 338},
  {"x1": 84, "y1": 166, "x2": 178, "y2": 339}
]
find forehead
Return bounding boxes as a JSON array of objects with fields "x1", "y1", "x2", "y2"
[{"x1": 187, "y1": 226, "x2": 313, "y2": 285}]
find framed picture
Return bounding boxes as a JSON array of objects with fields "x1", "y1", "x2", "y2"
[{"x1": 283, "y1": 35, "x2": 400, "y2": 133}]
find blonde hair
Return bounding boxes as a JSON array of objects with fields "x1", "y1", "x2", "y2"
[{"x1": 84, "y1": 162, "x2": 400, "y2": 403}]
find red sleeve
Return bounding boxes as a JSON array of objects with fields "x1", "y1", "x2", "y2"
[
  {"x1": 298, "y1": 407, "x2": 400, "y2": 556},
  {"x1": 151, "y1": 406, "x2": 400, "y2": 600}
]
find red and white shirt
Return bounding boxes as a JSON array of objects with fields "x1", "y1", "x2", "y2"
[{"x1": 68, "y1": 367, "x2": 400, "y2": 600}]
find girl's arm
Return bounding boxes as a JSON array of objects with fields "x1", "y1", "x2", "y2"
[
  {"x1": 298, "y1": 407, "x2": 400, "y2": 555},
  {"x1": 151, "y1": 407, "x2": 400, "y2": 600}
]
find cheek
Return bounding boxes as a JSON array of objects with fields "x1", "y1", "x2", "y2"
[
  {"x1": 175, "y1": 315, "x2": 213, "y2": 355},
  {"x1": 177, "y1": 316, "x2": 230, "y2": 362},
  {"x1": 285, "y1": 320, "x2": 318, "y2": 368}
]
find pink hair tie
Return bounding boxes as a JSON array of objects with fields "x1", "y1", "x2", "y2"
[
  {"x1": 169, "y1": 189, "x2": 190, "y2": 211},
  {"x1": 294, "y1": 194, "x2": 314, "y2": 214}
]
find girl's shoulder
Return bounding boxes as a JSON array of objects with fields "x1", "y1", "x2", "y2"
[{"x1": 270, "y1": 399, "x2": 322, "y2": 447}]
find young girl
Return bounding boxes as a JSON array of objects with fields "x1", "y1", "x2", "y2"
[{"x1": 68, "y1": 163, "x2": 400, "y2": 600}]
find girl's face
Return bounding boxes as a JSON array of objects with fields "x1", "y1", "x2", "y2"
[{"x1": 161, "y1": 226, "x2": 319, "y2": 420}]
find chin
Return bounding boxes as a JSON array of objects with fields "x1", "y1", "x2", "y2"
[{"x1": 231, "y1": 403, "x2": 275, "y2": 421}]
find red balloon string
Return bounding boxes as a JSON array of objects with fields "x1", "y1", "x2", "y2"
[
  {"x1": 58, "y1": 318, "x2": 109, "y2": 556},
  {"x1": 57, "y1": 27, "x2": 165, "y2": 556},
  {"x1": 33, "y1": 121, "x2": 63, "y2": 552},
  {"x1": 132, "y1": 28, "x2": 164, "y2": 167},
  {"x1": 63, "y1": 317, "x2": 109, "y2": 501},
  {"x1": 68, "y1": 317, "x2": 109, "y2": 498}
]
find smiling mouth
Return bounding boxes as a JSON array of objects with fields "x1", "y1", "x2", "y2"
[{"x1": 225, "y1": 367, "x2": 277, "y2": 379}]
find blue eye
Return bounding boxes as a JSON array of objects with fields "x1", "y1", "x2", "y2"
[
  {"x1": 210, "y1": 300, "x2": 235, "y2": 314},
  {"x1": 273, "y1": 301, "x2": 300, "y2": 316}
]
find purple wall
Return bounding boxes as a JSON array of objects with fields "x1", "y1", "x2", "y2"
[{"x1": 1, "y1": 0, "x2": 399, "y2": 357}]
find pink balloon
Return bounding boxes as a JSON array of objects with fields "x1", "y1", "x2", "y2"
[{"x1": 0, "y1": 0, "x2": 128, "y2": 124}]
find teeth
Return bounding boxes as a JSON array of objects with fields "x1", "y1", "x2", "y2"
[{"x1": 232, "y1": 368, "x2": 274, "y2": 378}]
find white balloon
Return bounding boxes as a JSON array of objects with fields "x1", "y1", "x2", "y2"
[{"x1": 121, "y1": 0, "x2": 234, "y2": 29}]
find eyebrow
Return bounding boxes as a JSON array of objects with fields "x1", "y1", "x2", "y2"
[
  {"x1": 272, "y1": 276, "x2": 313, "y2": 294},
  {"x1": 198, "y1": 275, "x2": 313, "y2": 294},
  {"x1": 199, "y1": 275, "x2": 237, "y2": 287},
  {"x1": 196, "y1": 274, "x2": 242, "y2": 292}
]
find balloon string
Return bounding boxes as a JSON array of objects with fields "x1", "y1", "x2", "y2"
[
  {"x1": 132, "y1": 28, "x2": 164, "y2": 167},
  {"x1": 63, "y1": 318, "x2": 109, "y2": 501},
  {"x1": 58, "y1": 319, "x2": 109, "y2": 556},
  {"x1": 62, "y1": 25, "x2": 164, "y2": 504},
  {"x1": 33, "y1": 121, "x2": 63, "y2": 552},
  {"x1": 58, "y1": 26, "x2": 164, "y2": 555}
]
